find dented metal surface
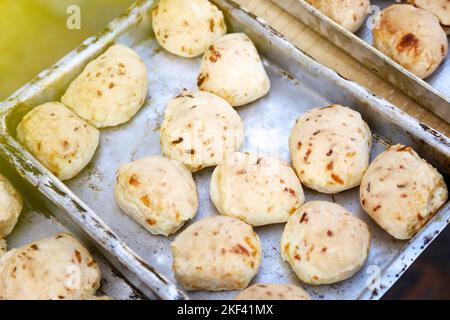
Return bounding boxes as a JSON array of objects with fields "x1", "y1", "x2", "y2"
[
  {"x1": 0, "y1": 0, "x2": 448, "y2": 300},
  {"x1": 272, "y1": 0, "x2": 450, "y2": 123}
]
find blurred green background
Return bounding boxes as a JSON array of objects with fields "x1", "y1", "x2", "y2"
[{"x1": 0, "y1": 0, "x2": 134, "y2": 100}]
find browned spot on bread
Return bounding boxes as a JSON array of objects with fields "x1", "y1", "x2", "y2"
[
  {"x1": 231, "y1": 244, "x2": 250, "y2": 256},
  {"x1": 297, "y1": 142, "x2": 302, "y2": 150},
  {"x1": 327, "y1": 230, "x2": 333, "y2": 237},
  {"x1": 236, "y1": 169, "x2": 246, "y2": 175},
  {"x1": 284, "y1": 187, "x2": 296, "y2": 197},
  {"x1": 396, "y1": 33, "x2": 419, "y2": 52},
  {"x1": 209, "y1": 19, "x2": 215, "y2": 32},
  {"x1": 172, "y1": 137, "x2": 183, "y2": 144},
  {"x1": 129, "y1": 174, "x2": 139, "y2": 186},
  {"x1": 30, "y1": 244, "x2": 39, "y2": 250},
  {"x1": 294, "y1": 253, "x2": 301, "y2": 261},
  {"x1": 373, "y1": 205, "x2": 382, "y2": 212},
  {"x1": 197, "y1": 73, "x2": 209, "y2": 87},
  {"x1": 141, "y1": 195, "x2": 151, "y2": 207},
  {"x1": 74, "y1": 250, "x2": 82, "y2": 263},
  {"x1": 326, "y1": 161, "x2": 334, "y2": 171},
  {"x1": 146, "y1": 218, "x2": 156, "y2": 225},
  {"x1": 331, "y1": 174, "x2": 344, "y2": 185},
  {"x1": 327, "y1": 149, "x2": 333, "y2": 156},
  {"x1": 299, "y1": 212, "x2": 308, "y2": 224},
  {"x1": 304, "y1": 148, "x2": 312, "y2": 162}
]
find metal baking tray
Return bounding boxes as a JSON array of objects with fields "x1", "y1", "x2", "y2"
[
  {"x1": 272, "y1": 0, "x2": 450, "y2": 123},
  {"x1": 0, "y1": 0, "x2": 449, "y2": 300}
]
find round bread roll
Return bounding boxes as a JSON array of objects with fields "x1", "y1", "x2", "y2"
[
  {"x1": 408, "y1": 0, "x2": 450, "y2": 28},
  {"x1": 360, "y1": 145, "x2": 448, "y2": 240},
  {"x1": 373, "y1": 4, "x2": 448, "y2": 79},
  {"x1": 160, "y1": 91, "x2": 245, "y2": 172},
  {"x1": 210, "y1": 152, "x2": 305, "y2": 226},
  {"x1": 152, "y1": 0, "x2": 227, "y2": 57},
  {"x1": 197, "y1": 33, "x2": 271, "y2": 107},
  {"x1": 115, "y1": 156, "x2": 198, "y2": 236},
  {"x1": 281, "y1": 201, "x2": 370, "y2": 285},
  {"x1": 0, "y1": 174, "x2": 22, "y2": 238},
  {"x1": 61, "y1": 44, "x2": 148, "y2": 128},
  {"x1": 289, "y1": 105, "x2": 372, "y2": 194},
  {"x1": 305, "y1": 0, "x2": 370, "y2": 33},
  {"x1": 0, "y1": 233, "x2": 102, "y2": 300},
  {"x1": 171, "y1": 215, "x2": 261, "y2": 291},
  {"x1": 16, "y1": 102, "x2": 99, "y2": 181},
  {"x1": 234, "y1": 283, "x2": 311, "y2": 300}
]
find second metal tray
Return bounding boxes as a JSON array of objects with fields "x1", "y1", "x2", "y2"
[
  {"x1": 0, "y1": 0, "x2": 449, "y2": 300},
  {"x1": 272, "y1": 0, "x2": 450, "y2": 123}
]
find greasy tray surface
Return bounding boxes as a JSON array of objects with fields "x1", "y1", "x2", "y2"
[
  {"x1": 0, "y1": 0, "x2": 449, "y2": 299},
  {"x1": 272, "y1": 0, "x2": 450, "y2": 122}
]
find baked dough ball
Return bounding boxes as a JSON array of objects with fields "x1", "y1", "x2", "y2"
[
  {"x1": 289, "y1": 105, "x2": 372, "y2": 194},
  {"x1": 373, "y1": 4, "x2": 448, "y2": 79},
  {"x1": 61, "y1": 44, "x2": 148, "y2": 128},
  {"x1": 0, "y1": 234, "x2": 103, "y2": 300},
  {"x1": 115, "y1": 156, "x2": 198, "y2": 236},
  {"x1": 16, "y1": 102, "x2": 99, "y2": 181},
  {"x1": 408, "y1": 0, "x2": 450, "y2": 28},
  {"x1": 0, "y1": 174, "x2": 22, "y2": 238},
  {"x1": 210, "y1": 152, "x2": 305, "y2": 226},
  {"x1": 152, "y1": 0, "x2": 227, "y2": 57},
  {"x1": 160, "y1": 91, "x2": 245, "y2": 172},
  {"x1": 197, "y1": 33, "x2": 270, "y2": 107},
  {"x1": 360, "y1": 145, "x2": 448, "y2": 240},
  {"x1": 171, "y1": 215, "x2": 261, "y2": 291},
  {"x1": 281, "y1": 201, "x2": 370, "y2": 285},
  {"x1": 234, "y1": 283, "x2": 311, "y2": 300},
  {"x1": 305, "y1": 0, "x2": 370, "y2": 33}
]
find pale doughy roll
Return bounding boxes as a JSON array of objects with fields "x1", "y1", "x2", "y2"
[
  {"x1": 152, "y1": 0, "x2": 227, "y2": 57},
  {"x1": 0, "y1": 234, "x2": 102, "y2": 300},
  {"x1": 234, "y1": 283, "x2": 311, "y2": 300},
  {"x1": 171, "y1": 215, "x2": 261, "y2": 291},
  {"x1": 115, "y1": 155, "x2": 198, "y2": 236},
  {"x1": 360, "y1": 144, "x2": 448, "y2": 240},
  {"x1": 289, "y1": 105, "x2": 372, "y2": 194},
  {"x1": 197, "y1": 33, "x2": 270, "y2": 107},
  {"x1": 281, "y1": 201, "x2": 371, "y2": 285},
  {"x1": 210, "y1": 152, "x2": 305, "y2": 226},
  {"x1": 0, "y1": 174, "x2": 22, "y2": 238},
  {"x1": 62, "y1": 44, "x2": 148, "y2": 128},
  {"x1": 160, "y1": 91, "x2": 245, "y2": 172},
  {"x1": 16, "y1": 102, "x2": 99, "y2": 181}
]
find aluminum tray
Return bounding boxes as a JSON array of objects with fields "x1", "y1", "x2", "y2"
[
  {"x1": 0, "y1": 0, "x2": 449, "y2": 300},
  {"x1": 272, "y1": 0, "x2": 450, "y2": 123}
]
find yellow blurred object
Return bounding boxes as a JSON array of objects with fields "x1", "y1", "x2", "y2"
[{"x1": 0, "y1": 0, "x2": 135, "y2": 100}]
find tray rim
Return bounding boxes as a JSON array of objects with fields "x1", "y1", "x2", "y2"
[
  {"x1": 271, "y1": 0, "x2": 450, "y2": 123},
  {"x1": 0, "y1": 0, "x2": 448, "y2": 300}
]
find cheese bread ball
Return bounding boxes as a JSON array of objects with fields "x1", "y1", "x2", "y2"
[
  {"x1": 360, "y1": 145, "x2": 448, "y2": 240},
  {"x1": 234, "y1": 283, "x2": 311, "y2": 300},
  {"x1": 408, "y1": 0, "x2": 450, "y2": 28},
  {"x1": 305, "y1": 0, "x2": 370, "y2": 33},
  {"x1": 152, "y1": 0, "x2": 227, "y2": 57},
  {"x1": 0, "y1": 234, "x2": 103, "y2": 300},
  {"x1": 160, "y1": 91, "x2": 245, "y2": 172},
  {"x1": 171, "y1": 215, "x2": 261, "y2": 291},
  {"x1": 289, "y1": 105, "x2": 372, "y2": 194},
  {"x1": 61, "y1": 44, "x2": 148, "y2": 128},
  {"x1": 115, "y1": 156, "x2": 198, "y2": 236},
  {"x1": 16, "y1": 102, "x2": 99, "y2": 181},
  {"x1": 373, "y1": 4, "x2": 448, "y2": 79},
  {"x1": 281, "y1": 201, "x2": 370, "y2": 285},
  {"x1": 0, "y1": 174, "x2": 22, "y2": 238},
  {"x1": 210, "y1": 152, "x2": 305, "y2": 226},
  {"x1": 197, "y1": 33, "x2": 270, "y2": 107}
]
